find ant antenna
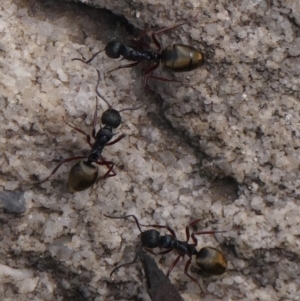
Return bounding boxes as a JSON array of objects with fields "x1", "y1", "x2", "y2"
[
  {"x1": 103, "y1": 214, "x2": 143, "y2": 233},
  {"x1": 104, "y1": 214, "x2": 145, "y2": 276},
  {"x1": 72, "y1": 49, "x2": 104, "y2": 65},
  {"x1": 119, "y1": 104, "x2": 145, "y2": 113},
  {"x1": 95, "y1": 69, "x2": 111, "y2": 108},
  {"x1": 109, "y1": 244, "x2": 143, "y2": 276},
  {"x1": 96, "y1": 69, "x2": 145, "y2": 112}
]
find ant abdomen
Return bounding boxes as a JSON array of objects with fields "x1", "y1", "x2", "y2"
[
  {"x1": 196, "y1": 247, "x2": 227, "y2": 276},
  {"x1": 161, "y1": 44, "x2": 204, "y2": 72},
  {"x1": 68, "y1": 161, "x2": 98, "y2": 192},
  {"x1": 141, "y1": 229, "x2": 160, "y2": 248},
  {"x1": 101, "y1": 109, "x2": 122, "y2": 128}
]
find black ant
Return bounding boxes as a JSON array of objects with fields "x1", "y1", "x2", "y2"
[
  {"x1": 72, "y1": 15, "x2": 204, "y2": 90},
  {"x1": 38, "y1": 70, "x2": 142, "y2": 191},
  {"x1": 104, "y1": 214, "x2": 227, "y2": 290}
]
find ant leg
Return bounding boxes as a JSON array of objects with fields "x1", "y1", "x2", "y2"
[
  {"x1": 144, "y1": 248, "x2": 157, "y2": 256},
  {"x1": 184, "y1": 257, "x2": 206, "y2": 292},
  {"x1": 128, "y1": 30, "x2": 151, "y2": 50},
  {"x1": 156, "y1": 248, "x2": 173, "y2": 255},
  {"x1": 191, "y1": 233, "x2": 198, "y2": 245},
  {"x1": 193, "y1": 228, "x2": 226, "y2": 245},
  {"x1": 146, "y1": 74, "x2": 181, "y2": 84},
  {"x1": 104, "y1": 214, "x2": 143, "y2": 233},
  {"x1": 38, "y1": 155, "x2": 87, "y2": 184},
  {"x1": 151, "y1": 13, "x2": 199, "y2": 49},
  {"x1": 144, "y1": 62, "x2": 163, "y2": 93},
  {"x1": 128, "y1": 37, "x2": 150, "y2": 49},
  {"x1": 186, "y1": 218, "x2": 202, "y2": 244},
  {"x1": 108, "y1": 61, "x2": 140, "y2": 74},
  {"x1": 144, "y1": 62, "x2": 159, "y2": 87},
  {"x1": 96, "y1": 158, "x2": 116, "y2": 179},
  {"x1": 186, "y1": 219, "x2": 226, "y2": 244},
  {"x1": 188, "y1": 218, "x2": 203, "y2": 228},
  {"x1": 137, "y1": 29, "x2": 148, "y2": 40},
  {"x1": 194, "y1": 230, "x2": 226, "y2": 236},
  {"x1": 63, "y1": 117, "x2": 93, "y2": 147},
  {"x1": 145, "y1": 248, "x2": 174, "y2": 255},
  {"x1": 167, "y1": 254, "x2": 182, "y2": 276},
  {"x1": 106, "y1": 134, "x2": 126, "y2": 146},
  {"x1": 138, "y1": 21, "x2": 192, "y2": 51},
  {"x1": 72, "y1": 49, "x2": 104, "y2": 65},
  {"x1": 119, "y1": 103, "x2": 145, "y2": 113},
  {"x1": 134, "y1": 14, "x2": 199, "y2": 53},
  {"x1": 144, "y1": 247, "x2": 173, "y2": 256},
  {"x1": 150, "y1": 22, "x2": 189, "y2": 50},
  {"x1": 102, "y1": 165, "x2": 116, "y2": 178},
  {"x1": 144, "y1": 62, "x2": 181, "y2": 92},
  {"x1": 145, "y1": 74, "x2": 181, "y2": 94},
  {"x1": 145, "y1": 65, "x2": 197, "y2": 92},
  {"x1": 103, "y1": 160, "x2": 116, "y2": 178},
  {"x1": 186, "y1": 229, "x2": 197, "y2": 246}
]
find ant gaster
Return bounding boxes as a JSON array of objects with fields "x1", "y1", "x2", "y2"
[
  {"x1": 38, "y1": 70, "x2": 142, "y2": 192},
  {"x1": 104, "y1": 214, "x2": 227, "y2": 291},
  {"x1": 72, "y1": 15, "x2": 204, "y2": 90}
]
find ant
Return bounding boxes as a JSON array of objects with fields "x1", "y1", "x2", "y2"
[
  {"x1": 104, "y1": 214, "x2": 227, "y2": 291},
  {"x1": 72, "y1": 15, "x2": 204, "y2": 90},
  {"x1": 38, "y1": 70, "x2": 142, "y2": 192}
]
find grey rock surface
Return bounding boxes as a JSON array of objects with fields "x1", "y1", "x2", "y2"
[
  {"x1": 0, "y1": 0, "x2": 299, "y2": 300},
  {"x1": 0, "y1": 190, "x2": 26, "y2": 213}
]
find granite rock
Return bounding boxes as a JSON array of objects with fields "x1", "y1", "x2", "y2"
[{"x1": 0, "y1": 0, "x2": 299, "y2": 300}]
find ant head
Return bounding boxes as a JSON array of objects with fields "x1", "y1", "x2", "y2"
[
  {"x1": 101, "y1": 108, "x2": 122, "y2": 128},
  {"x1": 141, "y1": 229, "x2": 160, "y2": 248},
  {"x1": 195, "y1": 247, "x2": 227, "y2": 276},
  {"x1": 68, "y1": 161, "x2": 98, "y2": 192},
  {"x1": 95, "y1": 69, "x2": 143, "y2": 125},
  {"x1": 105, "y1": 41, "x2": 124, "y2": 59}
]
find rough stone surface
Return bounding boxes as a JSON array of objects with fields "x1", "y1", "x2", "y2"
[
  {"x1": 1, "y1": 0, "x2": 300, "y2": 300},
  {"x1": 0, "y1": 190, "x2": 26, "y2": 213}
]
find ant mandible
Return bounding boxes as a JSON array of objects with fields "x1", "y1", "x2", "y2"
[
  {"x1": 104, "y1": 214, "x2": 227, "y2": 291},
  {"x1": 38, "y1": 70, "x2": 142, "y2": 191},
  {"x1": 72, "y1": 15, "x2": 204, "y2": 90}
]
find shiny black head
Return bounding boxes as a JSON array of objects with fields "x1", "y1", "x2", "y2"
[
  {"x1": 105, "y1": 41, "x2": 124, "y2": 59},
  {"x1": 101, "y1": 108, "x2": 122, "y2": 128},
  {"x1": 141, "y1": 229, "x2": 160, "y2": 248}
]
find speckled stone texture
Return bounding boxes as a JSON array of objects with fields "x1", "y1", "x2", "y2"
[{"x1": 0, "y1": 0, "x2": 300, "y2": 300}]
